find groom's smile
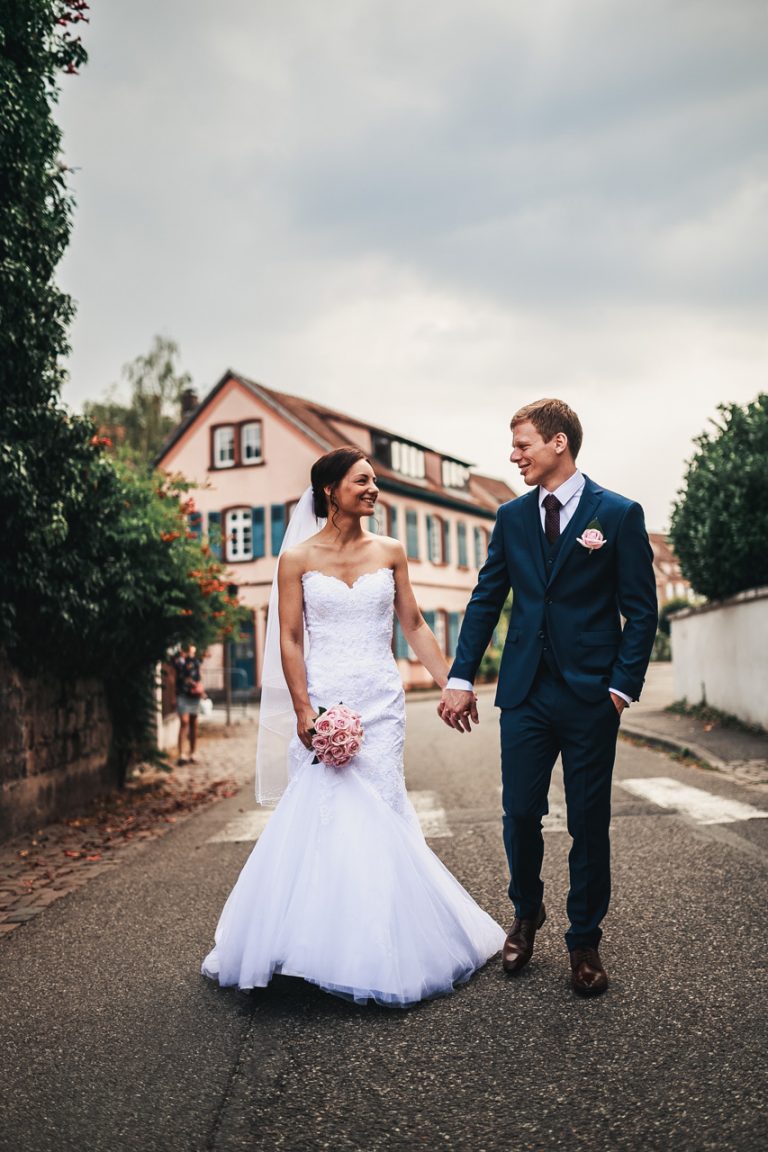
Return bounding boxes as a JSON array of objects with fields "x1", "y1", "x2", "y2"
[{"x1": 510, "y1": 419, "x2": 572, "y2": 491}]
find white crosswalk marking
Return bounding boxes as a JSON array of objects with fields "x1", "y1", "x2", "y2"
[
  {"x1": 207, "y1": 809, "x2": 272, "y2": 843},
  {"x1": 207, "y1": 789, "x2": 453, "y2": 844},
  {"x1": 619, "y1": 777, "x2": 768, "y2": 825},
  {"x1": 542, "y1": 801, "x2": 568, "y2": 833},
  {"x1": 408, "y1": 791, "x2": 451, "y2": 838}
]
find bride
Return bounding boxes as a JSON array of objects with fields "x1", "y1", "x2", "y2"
[{"x1": 201, "y1": 447, "x2": 504, "y2": 1006}]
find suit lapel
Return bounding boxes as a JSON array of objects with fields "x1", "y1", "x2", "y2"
[
  {"x1": 522, "y1": 490, "x2": 547, "y2": 585},
  {"x1": 547, "y1": 475, "x2": 604, "y2": 587}
]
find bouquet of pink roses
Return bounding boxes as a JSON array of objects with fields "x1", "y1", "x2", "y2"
[{"x1": 310, "y1": 703, "x2": 364, "y2": 768}]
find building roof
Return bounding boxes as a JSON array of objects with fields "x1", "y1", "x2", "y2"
[{"x1": 158, "y1": 369, "x2": 517, "y2": 515}]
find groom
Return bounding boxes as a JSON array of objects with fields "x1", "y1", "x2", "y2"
[{"x1": 439, "y1": 399, "x2": 657, "y2": 995}]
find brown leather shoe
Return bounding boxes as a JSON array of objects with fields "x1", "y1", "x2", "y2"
[
  {"x1": 569, "y1": 947, "x2": 608, "y2": 996},
  {"x1": 502, "y1": 904, "x2": 546, "y2": 973}
]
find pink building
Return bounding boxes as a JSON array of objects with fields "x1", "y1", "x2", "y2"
[{"x1": 157, "y1": 371, "x2": 517, "y2": 694}]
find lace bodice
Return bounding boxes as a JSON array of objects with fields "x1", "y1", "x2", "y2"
[{"x1": 290, "y1": 567, "x2": 407, "y2": 813}]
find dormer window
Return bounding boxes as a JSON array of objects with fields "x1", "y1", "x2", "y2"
[
  {"x1": 391, "y1": 440, "x2": 426, "y2": 479},
  {"x1": 442, "y1": 459, "x2": 469, "y2": 490}
]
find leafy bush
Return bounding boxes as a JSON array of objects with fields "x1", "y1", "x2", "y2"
[
  {"x1": 0, "y1": 4, "x2": 242, "y2": 781},
  {"x1": 670, "y1": 395, "x2": 768, "y2": 600}
]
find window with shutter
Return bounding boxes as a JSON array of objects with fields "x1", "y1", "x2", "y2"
[
  {"x1": 389, "y1": 505, "x2": 399, "y2": 541},
  {"x1": 226, "y1": 509, "x2": 254, "y2": 561},
  {"x1": 251, "y1": 507, "x2": 265, "y2": 558},
  {"x1": 187, "y1": 511, "x2": 203, "y2": 539},
  {"x1": 271, "y1": 504, "x2": 286, "y2": 555},
  {"x1": 447, "y1": 611, "x2": 461, "y2": 657},
  {"x1": 393, "y1": 618, "x2": 411, "y2": 660},
  {"x1": 406, "y1": 510, "x2": 419, "y2": 559},
  {"x1": 207, "y1": 511, "x2": 222, "y2": 558},
  {"x1": 442, "y1": 519, "x2": 451, "y2": 564},
  {"x1": 457, "y1": 522, "x2": 468, "y2": 567}
]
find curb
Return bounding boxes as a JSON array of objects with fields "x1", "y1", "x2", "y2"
[{"x1": 620, "y1": 722, "x2": 729, "y2": 774}]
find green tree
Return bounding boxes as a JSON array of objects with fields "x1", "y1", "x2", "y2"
[
  {"x1": 670, "y1": 394, "x2": 768, "y2": 600},
  {"x1": 0, "y1": 1, "x2": 87, "y2": 411},
  {"x1": 84, "y1": 335, "x2": 192, "y2": 463},
  {"x1": 0, "y1": 4, "x2": 243, "y2": 782}
]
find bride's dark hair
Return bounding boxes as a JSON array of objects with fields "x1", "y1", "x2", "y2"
[{"x1": 311, "y1": 447, "x2": 370, "y2": 519}]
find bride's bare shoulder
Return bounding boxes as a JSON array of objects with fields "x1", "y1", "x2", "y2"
[{"x1": 279, "y1": 541, "x2": 315, "y2": 573}]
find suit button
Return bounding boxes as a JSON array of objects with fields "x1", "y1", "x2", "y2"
[
  {"x1": 538, "y1": 630, "x2": 545, "y2": 639},
  {"x1": 547, "y1": 559, "x2": 554, "y2": 565},
  {"x1": 546, "y1": 598, "x2": 553, "y2": 605}
]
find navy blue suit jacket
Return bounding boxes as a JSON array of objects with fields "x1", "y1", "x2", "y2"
[{"x1": 449, "y1": 476, "x2": 658, "y2": 707}]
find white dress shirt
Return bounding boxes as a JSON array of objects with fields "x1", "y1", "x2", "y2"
[{"x1": 446, "y1": 470, "x2": 631, "y2": 705}]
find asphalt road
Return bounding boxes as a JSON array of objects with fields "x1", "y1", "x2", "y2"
[{"x1": 2, "y1": 690, "x2": 767, "y2": 1152}]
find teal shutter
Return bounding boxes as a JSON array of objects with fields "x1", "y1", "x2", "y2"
[
  {"x1": 271, "y1": 504, "x2": 286, "y2": 555},
  {"x1": 447, "y1": 611, "x2": 461, "y2": 657},
  {"x1": 390, "y1": 505, "x2": 399, "y2": 540},
  {"x1": 443, "y1": 519, "x2": 451, "y2": 564},
  {"x1": 474, "y1": 526, "x2": 485, "y2": 568},
  {"x1": 457, "y1": 522, "x2": 468, "y2": 567},
  {"x1": 207, "y1": 511, "x2": 222, "y2": 558},
  {"x1": 426, "y1": 514, "x2": 434, "y2": 562},
  {"x1": 187, "y1": 511, "x2": 202, "y2": 539},
  {"x1": 393, "y1": 618, "x2": 410, "y2": 660},
  {"x1": 252, "y1": 507, "x2": 265, "y2": 558},
  {"x1": 423, "y1": 609, "x2": 436, "y2": 631},
  {"x1": 406, "y1": 510, "x2": 419, "y2": 559}
]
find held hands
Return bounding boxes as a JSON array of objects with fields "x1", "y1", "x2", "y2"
[
  {"x1": 296, "y1": 706, "x2": 319, "y2": 750},
  {"x1": 437, "y1": 688, "x2": 479, "y2": 733}
]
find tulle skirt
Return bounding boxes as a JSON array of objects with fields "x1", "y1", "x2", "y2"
[{"x1": 201, "y1": 760, "x2": 505, "y2": 1007}]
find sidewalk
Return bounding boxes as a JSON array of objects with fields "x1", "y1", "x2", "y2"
[
  {"x1": 0, "y1": 721, "x2": 257, "y2": 939},
  {"x1": 622, "y1": 663, "x2": 768, "y2": 786}
]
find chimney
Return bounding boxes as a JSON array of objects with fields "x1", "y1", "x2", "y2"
[{"x1": 181, "y1": 388, "x2": 199, "y2": 417}]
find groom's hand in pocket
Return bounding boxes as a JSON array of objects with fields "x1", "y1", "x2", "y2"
[{"x1": 438, "y1": 689, "x2": 479, "y2": 733}]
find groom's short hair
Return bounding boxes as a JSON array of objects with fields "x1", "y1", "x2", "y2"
[{"x1": 511, "y1": 399, "x2": 583, "y2": 460}]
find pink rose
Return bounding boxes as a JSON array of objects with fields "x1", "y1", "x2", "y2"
[
  {"x1": 314, "y1": 715, "x2": 333, "y2": 735},
  {"x1": 331, "y1": 731, "x2": 349, "y2": 746},
  {"x1": 346, "y1": 739, "x2": 361, "y2": 756},
  {"x1": 312, "y1": 736, "x2": 330, "y2": 752},
  {"x1": 577, "y1": 528, "x2": 607, "y2": 552},
  {"x1": 329, "y1": 712, "x2": 352, "y2": 732}
]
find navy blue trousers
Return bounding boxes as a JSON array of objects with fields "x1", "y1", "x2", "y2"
[{"x1": 500, "y1": 666, "x2": 621, "y2": 951}]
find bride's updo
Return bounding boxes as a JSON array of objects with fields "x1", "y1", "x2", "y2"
[{"x1": 311, "y1": 447, "x2": 370, "y2": 518}]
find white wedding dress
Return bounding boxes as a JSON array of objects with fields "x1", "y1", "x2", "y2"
[{"x1": 201, "y1": 567, "x2": 505, "y2": 1006}]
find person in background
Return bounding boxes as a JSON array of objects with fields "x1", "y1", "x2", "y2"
[{"x1": 174, "y1": 643, "x2": 204, "y2": 765}]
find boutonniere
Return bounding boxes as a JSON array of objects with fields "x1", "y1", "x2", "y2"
[{"x1": 577, "y1": 519, "x2": 607, "y2": 554}]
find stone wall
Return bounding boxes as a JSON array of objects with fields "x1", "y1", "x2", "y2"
[
  {"x1": 670, "y1": 587, "x2": 768, "y2": 729},
  {"x1": 0, "y1": 652, "x2": 117, "y2": 842}
]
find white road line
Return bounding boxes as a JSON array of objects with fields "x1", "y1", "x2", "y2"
[
  {"x1": 542, "y1": 801, "x2": 569, "y2": 833},
  {"x1": 408, "y1": 790, "x2": 452, "y2": 838},
  {"x1": 619, "y1": 777, "x2": 768, "y2": 825},
  {"x1": 207, "y1": 788, "x2": 452, "y2": 844},
  {"x1": 207, "y1": 809, "x2": 272, "y2": 843}
]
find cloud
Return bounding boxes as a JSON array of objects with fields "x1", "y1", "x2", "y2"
[{"x1": 56, "y1": 0, "x2": 768, "y2": 533}]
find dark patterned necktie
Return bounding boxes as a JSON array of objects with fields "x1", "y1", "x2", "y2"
[{"x1": 543, "y1": 493, "x2": 561, "y2": 545}]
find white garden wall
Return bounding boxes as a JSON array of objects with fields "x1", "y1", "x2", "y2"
[{"x1": 670, "y1": 587, "x2": 768, "y2": 728}]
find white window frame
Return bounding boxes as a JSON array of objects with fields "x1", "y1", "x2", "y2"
[
  {"x1": 241, "y1": 421, "x2": 263, "y2": 465},
  {"x1": 428, "y1": 516, "x2": 443, "y2": 564},
  {"x1": 433, "y1": 611, "x2": 447, "y2": 654},
  {"x1": 213, "y1": 425, "x2": 236, "y2": 469},
  {"x1": 226, "y1": 508, "x2": 254, "y2": 562}
]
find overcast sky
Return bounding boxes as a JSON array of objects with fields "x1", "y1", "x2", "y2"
[{"x1": 57, "y1": 0, "x2": 768, "y2": 529}]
